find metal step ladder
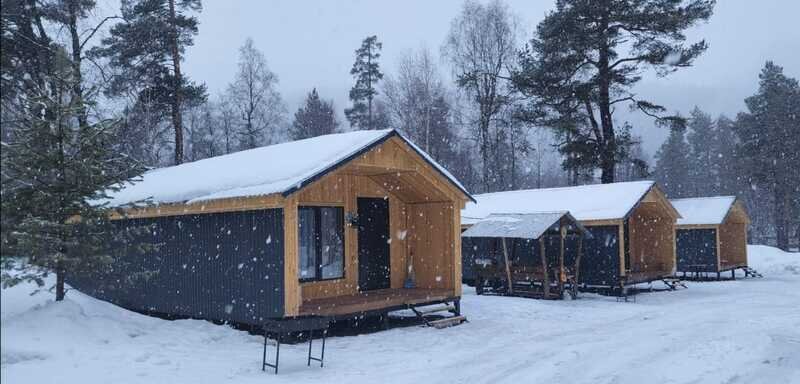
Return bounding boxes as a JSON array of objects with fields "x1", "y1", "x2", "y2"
[{"x1": 408, "y1": 302, "x2": 466, "y2": 329}]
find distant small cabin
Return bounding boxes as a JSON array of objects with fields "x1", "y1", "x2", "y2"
[
  {"x1": 671, "y1": 196, "x2": 750, "y2": 277},
  {"x1": 462, "y1": 181, "x2": 681, "y2": 289},
  {"x1": 461, "y1": 212, "x2": 590, "y2": 299},
  {"x1": 71, "y1": 129, "x2": 473, "y2": 325}
]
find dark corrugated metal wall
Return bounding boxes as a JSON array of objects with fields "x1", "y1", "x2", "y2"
[
  {"x1": 463, "y1": 226, "x2": 621, "y2": 287},
  {"x1": 70, "y1": 209, "x2": 285, "y2": 324},
  {"x1": 676, "y1": 228, "x2": 717, "y2": 273},
  {"x1": 567, "y1": 225, "x2": 621, "y2": 286},
  {"x1": 461, "y1": 236, "x2": 562, "y2": 281},
  {"x1": 461, "y1": 237, "x2": 495, "y2": 282}
]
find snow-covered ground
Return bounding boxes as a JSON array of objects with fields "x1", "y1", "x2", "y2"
[{"x1": 3, "y1": 245, "x2": 799, "y2": 384}]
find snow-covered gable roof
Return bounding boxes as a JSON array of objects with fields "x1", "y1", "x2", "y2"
[
  {"x1": 462, "y1": 181, "x2": 658, "y2": 223},
  {"x1": 461, "y1": 212, "x2": 588, "y2": 239},
  {"x1": 670, "y1": 196, "x2": 737, "y2": 225},
  {"x1": 102, "y1": 129, "x2": 472, "y2": 207}
]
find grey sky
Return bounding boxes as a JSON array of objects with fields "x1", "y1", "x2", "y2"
[{"x1": 182, "y1": 0, "x2": 800, "y2": 158}]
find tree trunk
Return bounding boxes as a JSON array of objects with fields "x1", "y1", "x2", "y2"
[
  {"x1": 55, "y1": 264, "x2": 66, "y2": 301},
  {"x1": 479, "y1": 113, "x2": 491, "y2": 193},
  {"x1": 598, "y1": 9, "x2": 616, "y2": 184},
  {"x1": 67, "y1": 0, "x2": 88, "y2": 131},
  {"x1": 367, "y1": 45, "x2": 373, "y2": 130},
  {"x1": 775, "y1": 185, "x2": 790, "y2": 251},
  {"x1": 168, "y1": 0, "x2": 184, "y2": 165}
]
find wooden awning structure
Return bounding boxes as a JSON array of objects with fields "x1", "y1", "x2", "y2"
[
  {"x1": 461, "y1": 211, "x2": 590, "y2": 299},
  {"x1": 461, "y1": 212, "x2": 590, "y2": 240}
]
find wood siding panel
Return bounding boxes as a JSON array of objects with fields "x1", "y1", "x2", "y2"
[
  {"x1": 283, "y1": 196, "x2": 300, "y2": 316},
  {"x1": 719, "y1": 221, "x2": 748, "y2": 269},
  {"x1": 627, "y1": 202, "x2": 676, "y2": 283},
  {"x1": 297, "y1": 172, "x2": 411, "y2": 301},
  {"x1": 408, "y1": 202, "x2": 455, "y2": 291}
]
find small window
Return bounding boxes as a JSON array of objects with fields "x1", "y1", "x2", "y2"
[{"x1": 298, "y1": 206, "x2": 344, "y2": 281}]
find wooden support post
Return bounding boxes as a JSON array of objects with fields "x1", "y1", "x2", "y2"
[
  {"x1": 539, "y1": 237, "x2": 550, "y2": 297},
  {"x1": 501, "y1": 238, "x2": 513, "y2": 294},
  {"x1": 575, "y1": 232, "x2": 583, "y2": 285}
]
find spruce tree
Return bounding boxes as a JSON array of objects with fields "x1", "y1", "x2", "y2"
[
  {"x1": 0, "y1": 2, "x2": 143, "y2": 299},
  {"x1": 686, "y1": 107, "x2": 717, "y2": 195},
  {"x1": 290, "y1": 88, "x2": 338, "y2": 140},
  {"x1": 653, "y1": 118, "x2": 691, "y2": 197},
  {"x1": 713, "y1": 115, "x2": 739, "y2": 195},
  {"x1": 93, "y1": 0, "x2": 207, "y2": 165},
  {"x1": 514, "y1": 0, "x2": 714, "y2": 183},
  {"x1": 734, "y1": 61, "x2": 800, "y2": 251},
  {"x1": 345, "y1": 35, "x2": 383, "y2": 130}
]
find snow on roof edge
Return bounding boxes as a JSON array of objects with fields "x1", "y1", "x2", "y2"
[
  {"x1": 671, "y1": 196, "x2": 737, "y2": 225},
  {"x1": 462, "y1": 180, "x2": 657, "y2": 222},
  {"x1": 103, "y1": 129, "x2": 473, "y2": 208}
]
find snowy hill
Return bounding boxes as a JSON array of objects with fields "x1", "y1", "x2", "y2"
[{"x1": 3, "y1": 245, "x2": 799, "y2": 383}]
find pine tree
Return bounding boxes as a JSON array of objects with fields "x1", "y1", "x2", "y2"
[
  {"x1": 617, "y1": 132, "x2": 650, "y2": 182},
  {"x1": 734, "y1": 61, "x2": 800, "y2": 251},
  {"x1": 0, "y1": 1, "x2": 143, "y2": 299},
  {"x1": 93, "y1": 0, "x2": 207, "y2": 165},
  {"x1": 345, "y1": 35, "x2": 383, "y2": 130},
  {"x1": 290, "y1": 88, "x2": 338, "y2": 140},
  {"x1": 712, "y1": 115, "x2": 739, "y2": 195},
  {"x1": 653, "y1": 118, "x2": 691, "y2": 197},
  {"x1": 686, "y1": 107, "x2": 717, "y2": 195},
  {"x1": 514, "y1": 0, "x2": 714, "y2": 183}
]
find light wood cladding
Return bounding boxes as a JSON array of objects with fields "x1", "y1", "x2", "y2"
[
  {"x1": 627, "y1": 201, "x2": 676, "y2": 283},
  {"x1": 719, "y1": 221, "x2": 748, "y2": 269},
  {"x1": 296, "y1": 137, "x2": 466, "y2": 305},
  {"x1": 283, "y1": 195, "x2": 300, "y2": 316},
  {"x1": 407, "y1": 202, "x2": 456, "y2": 290}
]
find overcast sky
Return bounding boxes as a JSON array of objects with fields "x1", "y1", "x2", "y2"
[{"x1": 180, "y1": 0, "x2": 800, "y2": 158}]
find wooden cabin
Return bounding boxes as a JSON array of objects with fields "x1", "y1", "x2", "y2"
[
  {"x1": 462, "y1": 181, "x2": 681, "y2": 290},
  {"x1": 671, "y1": 196, "x2": 752, "y2": 278},
  {"x1": 461, "y1": 212, "x2": 590, "y2": 299},
  {"x1": 70, "y1": 129, "x2": 473, "y2": 325}
]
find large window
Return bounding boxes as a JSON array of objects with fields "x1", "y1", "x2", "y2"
[{"x1": 298, "y1": 206, "x2": 344, "y2": 281}]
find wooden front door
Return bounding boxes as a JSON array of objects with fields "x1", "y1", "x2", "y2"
[{"x1": 357, "y1": 197, "x2": 391, "y2": 291}]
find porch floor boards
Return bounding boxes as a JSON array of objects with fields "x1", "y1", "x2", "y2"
[{"x1": 299, "y1": 288, "x2": 454, "y2": 317}]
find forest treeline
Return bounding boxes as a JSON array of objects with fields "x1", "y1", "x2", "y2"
[{"x1": 0, "y1": 0, "x2": 797, "y2": 299}]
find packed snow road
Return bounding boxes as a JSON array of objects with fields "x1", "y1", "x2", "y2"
[{"x1": 2, "y1": 245, "x2": 799, "y2": 384}]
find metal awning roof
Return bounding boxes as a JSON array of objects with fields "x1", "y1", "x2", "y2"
[{"x1": 461, "y1": 211, "x2": 590, "y2": 240}]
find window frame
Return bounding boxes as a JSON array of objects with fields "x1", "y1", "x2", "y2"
[{"x1": 297, "y1": 205, "x2": 345, "y2": 283}]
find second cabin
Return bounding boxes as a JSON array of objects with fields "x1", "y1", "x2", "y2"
[
  {"x1": 671, "y1": 196, "x2": 755, "y2": 279},
  {"x1": 69, "y1": 129, "x2": 473, "y2": 326},
  {"x1": 462, "y1": 181, "x2": 681, "y2": 291}
]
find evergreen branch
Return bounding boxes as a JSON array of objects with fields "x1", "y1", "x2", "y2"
[{"x1": 79, "y1": 16, "x2": 122, "y2": 52}]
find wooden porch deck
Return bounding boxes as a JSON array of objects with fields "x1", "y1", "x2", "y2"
[{"x1": 299, "y1": 288, "x2": 455, "y2": 317}]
